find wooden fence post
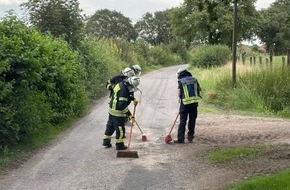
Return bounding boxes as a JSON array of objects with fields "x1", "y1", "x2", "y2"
[
  {"x1": 250, "y1": 57, "x2": 252, "y2": 64},
  {"x1": 259, "y1": 56, "x2": 262, "y2": 64},
  {"x1": 253, "y1": 56, "x2": 256, "y2": 64},
  {"x1": 242, "y1": 53, "x2": 246, "y2": 65},
  {"x1": 288, "y1": 49, "x2": 290, "y2": 66}
]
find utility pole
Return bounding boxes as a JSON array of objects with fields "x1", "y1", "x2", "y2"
[{"x1": 232, "y1": 0, "x2": 237, "y2": 88}]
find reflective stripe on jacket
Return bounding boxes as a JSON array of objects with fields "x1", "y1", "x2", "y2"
[
  {"x1": 179, "y1": 76, "x2": 201, "y2": 105},
  {"x1": 108, "y1": 82, "x2": 131, "y2": 117}
]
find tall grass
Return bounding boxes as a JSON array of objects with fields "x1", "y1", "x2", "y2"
[{"x1": 193, "y1": 59, "x2": 290, "y2": 118}]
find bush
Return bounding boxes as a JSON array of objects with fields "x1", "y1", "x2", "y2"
[
  {"x1": 189, "y1": 45, "x2": 231, "y2": 67},
  {"x1": 148, "y1": 45, "x2": 182, "y2": 66},
  {"x1": 167, "y1": 39, "x2": 189, "y2": 63},
  {"x1": 113, "y1": 39, "x2": 147, "y2": 67},
  {"x1": 0, "y1": 16, "x2": 88, "y2": 146},
  {"x1": 78, "y1": 38, "x2": 127, "y2": 99}
]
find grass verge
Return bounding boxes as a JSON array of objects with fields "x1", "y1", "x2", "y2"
[
  {"x1": 207, "y1": 146, "x2": 266, "y2": 164},
  {"x1": 224, "y1": 169, "x2": 290, "y2": 190}
]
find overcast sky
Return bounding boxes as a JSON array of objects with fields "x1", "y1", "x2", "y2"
[{"x1": 0, "y1": 0, "x2": 276, "y2": 22}]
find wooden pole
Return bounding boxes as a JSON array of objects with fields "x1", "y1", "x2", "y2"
[
  {"x1": 232, "y1": 0, "x2": 237, "y2": 88},
  {"x1": 288, "y1": 49, "x2": 290, "y2": 66}
]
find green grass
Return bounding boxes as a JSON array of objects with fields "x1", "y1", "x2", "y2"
[
  {"x1": 224, "y1": 170, "x2": 290, "y2": 190},
  {"x1": 190, "y1": 57, "x2": 290, "y2": 119},
  {"x1": 207, "y1": 146, "x2": 265, "y2": 164},
  {"x1": 208, "y1": 145, "x2": 290, "y2": 190},
  {"x1": 196, "y1": 56, "x2": 290, "y2": 189}
]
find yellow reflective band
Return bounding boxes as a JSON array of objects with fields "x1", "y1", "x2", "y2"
[
  {"x1": 116, "y1": 126, "x2": 124, "y2": 143},
  {"x1": 182, "y1": 96, "x2": 201, "y2": 105},
  {"x1": 103, "y1": 135, "x2": 111, "y2": 140},
  {"x1": 119, "y1": 97, "x2": 128, "y2": 101},
  {"x1": 183, "y1": 86, "x2": 189, "y2": 99},
  {"x1": 108, "y1": 108, "x2": 128, "y2": 117},
  {"x1": 112, "y1": 85, "x2": 120, "y2": 110}
]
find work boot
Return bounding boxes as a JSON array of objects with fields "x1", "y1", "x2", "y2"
[
  {"x1": 187, "y1": 136, "x2": 194, "y2": 143},
  {"x1": 116, "y1": 143, "x2": 127, "y2": 150},
  {"x1": 102, "y1": 139, "x2": 112, "y2": 148},
  {"x1": 173, "y1": 140, "x2": 185, "y2": 144},
  {"x1": 187, "y1": 138, "x2": 194, "y2": 143}
]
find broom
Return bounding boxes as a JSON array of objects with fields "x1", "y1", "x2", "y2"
[
  {"x1": 135, "y1": 120, "x2": 147, "y2": 142},
  {"x1": 116, "y1": 105, "x2": 139, "y2": 158},
  {"x1": 164, "y1": 113, "x2": 179, "y2": 143}
]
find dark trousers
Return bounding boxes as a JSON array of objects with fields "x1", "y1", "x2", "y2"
[
  {"x1": 104, "y1": 114, "x2": 126, "y2": 144},
  {"x1": 177, "y1": 102, "x2": 198, "y2": 142}
]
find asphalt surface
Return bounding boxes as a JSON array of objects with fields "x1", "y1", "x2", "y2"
[
  {"x1": 0, "y1": 65, "x2": 199, "y2": 190},
  {"x1": 1, "y1": 64, "x2": 290, "y2": 190}
]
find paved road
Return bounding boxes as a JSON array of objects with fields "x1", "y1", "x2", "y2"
[
  {"x1": 2, "y1": 65, "x2": 290, "y2": 190},
  {"x1": 0, "y1": 65, "x2": 203, "y2": 190}
]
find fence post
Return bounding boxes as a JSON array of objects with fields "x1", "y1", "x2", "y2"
[
  {"x1": 259, "y1": 56, "x2": 262, "y2": 64},
  {"x1": 242, "y1": 52, "x2": 246, "y2": 64},
  {"x1": 250, "y1": 56, "x2": 252, "y2": 64},
  {"x1": 288, "y1": 49, "x2": 290, "y2": 66},
  {"x1": 253, "y1": 56, "x2": 256, "y2": 64}
]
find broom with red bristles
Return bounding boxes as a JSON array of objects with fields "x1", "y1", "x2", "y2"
[
  {"x1": 164, "y1": 113, "x2": 179, "y2": 143},
  {"x1": 134, "y1": 120, "x2": 147, "y2": 142}
]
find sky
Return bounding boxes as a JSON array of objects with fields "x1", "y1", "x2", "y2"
[{"x1": 0, "y1": 0, "x2": 276, "y2": 22}]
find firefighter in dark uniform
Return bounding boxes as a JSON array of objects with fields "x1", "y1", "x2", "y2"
[
  {"x1": 106, "y1": 67, "x2": 135, "y2": 98},
  {"x1": 174, "y1": 68, "x2": 202, "y2": 143},
  {"x1": 103, "y1": 76, "x2": 140, "y2": 150}
]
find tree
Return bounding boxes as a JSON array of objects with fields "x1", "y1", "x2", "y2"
[
  {"x1": 85, "y1": 9, "x2": 137, "y2": 41},
  {"x1": 21, "y1": 0, "x2": 84, "y2": 49},
  {"x1": 134, "y1": 10, "x2": 173, "y2": 46},
  {"x1": 256, "y1": 0, "x2": 290, "y2": 54},
  {"x1": 170, "y1": 0, "x2": 260, "y2": 47}
]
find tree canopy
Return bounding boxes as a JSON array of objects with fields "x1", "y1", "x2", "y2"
[
  {"x1": 85, "y1": 9, "x2": 137, "y2": 41},
  {"x1": 21, "y1": 0, "x2": 84, "y2": 49},
  {"x1": 170, "y1": 0, "x2": 260, "y2": 47},
  {"x1": 256, "y1": 0, "x2": 290, "y2": 54},
  {"x1": 134, "y1": 10, "x2": 173, "y2": 46}
]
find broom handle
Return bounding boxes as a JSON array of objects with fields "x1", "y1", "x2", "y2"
[
  {"x1": 135, "y1": 120, "x2": 144, "y2": 134},
  {"x1": 127, "y1": 104, "x2": 136, "y2": 150},
  {"x1": 168, "y1": 113, "x2": 179, "y2": 135}
]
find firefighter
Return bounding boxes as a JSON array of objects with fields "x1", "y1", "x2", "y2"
[
  {"x1": 102, "y1": 76, "x2": 141, "y2": 150},
  {"x1": 106, "y1": 67, "x2": 135, "y2": 97},
  {"x1": 130, "y1": 64, "x2": 142, "y2": 76},
  {"x1": 174, "y1": 68, "x2": 202, "y2": 143}
]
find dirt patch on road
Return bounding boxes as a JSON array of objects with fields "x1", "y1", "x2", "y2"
[{"x1": 176, "y1": 113, "x2": 290, "y2": 189}]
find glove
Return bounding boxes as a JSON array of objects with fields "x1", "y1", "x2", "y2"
[
  {"x1": 129, "y1": 115, "x2": 136, "y2": 123},
  {"x1": 133, "y1": 99, "x2": 138, "y2": 106}
]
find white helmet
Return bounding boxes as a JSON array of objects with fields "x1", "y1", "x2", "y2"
[
  {"x1": 127, "y1": 76, "x2": 140, "y2": 92},
  {"x1": 122, "y1": 67, "x2": 135, "y2": 77},
  {"x1": 176, "y1": 68, "x2": 186, "y2": 78},
  {"x1": 131, "y1": 64, "x2": 141, "y2": 76}
]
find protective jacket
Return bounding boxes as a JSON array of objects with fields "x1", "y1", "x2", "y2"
[
  {"x1": 178, "y1": 71, "x2": 202, "y2": 105},
  {"x1": 108, "y1": 81, "x2": 133, "y2": 117}
]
